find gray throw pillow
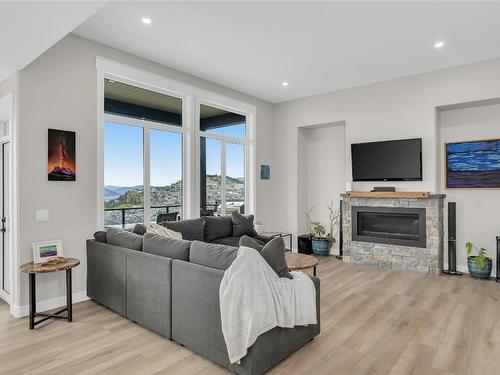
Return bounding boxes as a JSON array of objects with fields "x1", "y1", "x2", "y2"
[
  {"x1": 143, "y1": 233, "x2": 191, "y2": 261},
  {"x1": 93, "y1": 231, "x2": 107, "y2": 243},
  {"x1": 165, "y1": 218, "x2": 205, "y2": 241},
  {"x1": 204, "y1": 216, "x2": 233, "y2": 242},
  {"x1": 189, "y1": 241, "x2": 237, "y2": 270},
  {"x1": 239, "y1": 235, "x2": 292, "y2": 279},
  {"x1": 231, "y1": 212, "x2": 257, "y2": 237},
  {"x1": 107, "y1": 228, "x2": 143, "y2": 251},
  {"x1": 132, "y1": 223, "x2": 147, "y2": 235}
]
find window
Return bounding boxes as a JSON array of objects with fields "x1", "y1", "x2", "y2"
[
  {"x1": 98, "y1": 58, "x2": 256, "y2": 227},
  {"x1": 199, "y1": 104, "x2": 247, "y2": 216},
  {"x1": 104, "y1": 122, "x2": 144, "y2": 228},
  {"x1": 103, "y1": 79, "x2": 184, "y2": 228}
]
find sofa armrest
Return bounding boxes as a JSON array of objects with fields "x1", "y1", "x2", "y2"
[
  {"x1": 171, "y1": 260, "x2": 231, "y2": 368},
  {"x1": 86, "y1": 239, "x2": 128, "y2": 315},
  {"x1": 126, "y1": 250, "x2": 173, "y2": 338}
]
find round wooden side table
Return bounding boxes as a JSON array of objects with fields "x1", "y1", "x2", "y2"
[
  {"x1": 285, "y1": 253, "x2": 319, "y2": 276},
  {"x1": 20, "y1": 257, "x2": 80, "y2": 329}
]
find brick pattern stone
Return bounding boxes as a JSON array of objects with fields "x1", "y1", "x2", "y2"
[{"x1": 341, "y1": 195, "x2": 444, "y2": 275}]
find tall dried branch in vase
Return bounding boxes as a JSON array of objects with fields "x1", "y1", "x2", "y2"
[{"x1": 327, "y1": 201, "x2": 340, "y2": 243}]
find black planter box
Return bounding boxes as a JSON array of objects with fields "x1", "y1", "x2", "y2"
[{"x1": 298, "y1": 235, "x2": 313, "y2": 255}]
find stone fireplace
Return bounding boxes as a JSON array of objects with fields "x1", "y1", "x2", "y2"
[{"x1": 341, "y1": 194, "x2": 445, "y2": 274}]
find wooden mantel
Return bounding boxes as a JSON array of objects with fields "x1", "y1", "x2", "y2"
[{"x1": 342, "y1": 191, "x2": 430, "y2": 199}]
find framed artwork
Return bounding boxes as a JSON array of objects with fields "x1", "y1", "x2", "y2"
[
  {"x1": 33, "y1": 240, "x2": 63, "y2": 263},
  {"x1": 261, "y1": 165, "x2": 270, "y2": 180},
  {"x1": 446, "y1": 139, "x2": 500, "y2": 188},
  {"x1": 48, "y1": 129, "x2": 76, "y2": 181}
]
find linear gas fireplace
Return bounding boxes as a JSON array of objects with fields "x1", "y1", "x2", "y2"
[{"x1": 352, "y1": 206, "x2": 426, "y2": 248}]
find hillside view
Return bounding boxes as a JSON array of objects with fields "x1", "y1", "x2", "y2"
[{"x1": 104, "y1": 175, "x2": 244, "y2": 226}]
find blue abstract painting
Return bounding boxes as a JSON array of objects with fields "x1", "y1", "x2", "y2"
[{"x1": 446, "y1": 139, "x2": 500, "y2": 188}]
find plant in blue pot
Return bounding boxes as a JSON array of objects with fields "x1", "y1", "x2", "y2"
[
  {"x1": 466, "y1": 242, "x2": 492, "y2": 279},
  {"x1": 310, "y1": 223, "x2": 331, "y2": 256}
]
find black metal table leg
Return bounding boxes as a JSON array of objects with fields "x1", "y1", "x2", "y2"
[
  {"x1": 66, "y1": 269, "x2": 72, "y2": 322},
  {"x1": 29, "y1": 273, "x2": 36, "y2": 329},
  {"x1": 313, "y1": 266, "x2": 317, "y2": 277}
]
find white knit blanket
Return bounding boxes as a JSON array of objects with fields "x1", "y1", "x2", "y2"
[{"x1": 219, "y1": 246, "x2": 317, "y2": 364}]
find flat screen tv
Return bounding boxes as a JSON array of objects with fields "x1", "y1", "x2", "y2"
[{"x1": 351, "y1": 138, "x2": 422, "y2": 181}]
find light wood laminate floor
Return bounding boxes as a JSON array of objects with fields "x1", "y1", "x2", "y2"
[{"x1": 2, "y1": 256, "x2": 500, "y2": 374}]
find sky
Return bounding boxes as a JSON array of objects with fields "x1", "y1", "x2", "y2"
[{"x1": 104, "y1": 121, "x2": 245, "y2": 187}]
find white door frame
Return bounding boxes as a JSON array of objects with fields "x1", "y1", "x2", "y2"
[{"x1": 0, "y1": 92, "x2": 16, "y2": 307}]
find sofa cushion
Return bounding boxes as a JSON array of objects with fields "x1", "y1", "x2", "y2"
[
  {"x1": 204, "y1": 216, "x2": 233, "y2": 242},
  {"x1": 189, "y1": 241, "x2": 237, "y2": 270},
  {"x1": 231, "y1": 212, "x2": 257, "y2": 237},
  {"x1": 239, "y1": 235, "x2": 292, "y2": 279},
  {"x1": 106, "y1": 228, "x2": 143, "y2": 251},
  {"x1": 164, "y1": 218, "x2": 205, "y2": 241},
  {"x1": 93, "y1": 230, "x2": 107, "y2": 243},
  {"x1": 143, "y1": 233, "x2": 190, "y2": 261}
]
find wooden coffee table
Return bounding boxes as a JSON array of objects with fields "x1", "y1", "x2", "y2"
[
  {"x1": 20, "y1": 257, "x2": 80, "y2": 329},
  {"x1": 285, "y1": 252, "x2": 318, "y2": 276}
]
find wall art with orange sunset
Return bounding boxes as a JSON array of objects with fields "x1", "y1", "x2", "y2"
[{"x1": 48, "y1": 129, "x2": 76, "y2": 181}]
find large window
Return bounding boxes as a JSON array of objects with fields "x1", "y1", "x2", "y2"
[
  {"x1": 98, "y1": 59, "x2": 256, "y2": 228},
  {"x1": 103, "y1": 79, "x2": 184, "y2": 228},
  {"x1": 199, "y1": 104, "x2": 247, "y2": 216}
]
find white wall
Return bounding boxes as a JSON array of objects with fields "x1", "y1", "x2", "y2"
[
  {"x1": 297, "y1": 123, "x2": 345, "y2": 253},
  {"x1": 272, "y1": 57, "x2": 500, "y2": 247},
  {"x1": 15, "y1": 34, "x2": 274, "y2": 310},
  {"x1": 438, "y1": 101, "x2": 500, "y2": 274}
]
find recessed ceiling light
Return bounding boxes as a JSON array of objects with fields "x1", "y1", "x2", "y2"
[
  {"x1": 282, "y1": 81, "x2": 289, "y2": 87},
  {"x1": 142, "y1": 17, "x2": 152, "y2": 25},
  {"x1": 434, "y1": 41, "x2": 445, "y2": 49}
]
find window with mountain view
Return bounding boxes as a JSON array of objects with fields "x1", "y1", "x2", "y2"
[
  {"x1": 199, "y1": 104, "x2": 246, "y2": 216},
  {"x1": 103, "y1": 79, "x2": 183, "y2": 228}
]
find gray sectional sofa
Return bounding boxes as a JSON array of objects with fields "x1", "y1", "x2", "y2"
[{"x1": 87, "y1": 217, "x2": 321, "y2": 374}]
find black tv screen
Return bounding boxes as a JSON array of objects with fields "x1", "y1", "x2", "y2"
[{"x1": 351, "y1": 138, "x2": 422, "y2": 181}]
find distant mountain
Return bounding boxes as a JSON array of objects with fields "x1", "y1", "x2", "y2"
[
  {"x1": 104, "y1": 175, "x2": 243, "y2": 209},
  {"x1": 104, "y1": 185, "x2": 143, "y2": 201}
]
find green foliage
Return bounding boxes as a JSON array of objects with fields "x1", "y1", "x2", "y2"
[
  {"x1": 310, "y1": 223, "x2": 326, "y2": 239},
  {"x1": 466, "y1": 242, "x2": 488, "y2": 270}
]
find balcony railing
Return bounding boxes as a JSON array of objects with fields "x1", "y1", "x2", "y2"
[{"x1": 104, "y1": 203, "x2": 222, "y2": 228}]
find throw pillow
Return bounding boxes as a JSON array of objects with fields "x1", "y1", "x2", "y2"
[
  {"x1": 231, "y1": 212, "x2": 257, "y2": 237},
  {"x1": 93, "y1": 231, "x2": 107, "y2": 243},
  {"x1": 165, "y1": 218, "x2": 205, "y2": 241},
  {"x1": 107, "y1": 228, "x2": 143, "y2": 251},
  {"x1": 204, "y1": 216, "x2": 233, "y2": 242},
  {"x1": 239, "y1": 235, "x2": 292, "y2": 279},
  {"x1": 145, "y1": 223, "x2": 182, "y2": 239},
  {"x1": 132, "y1": 223, "x2": 147, "y2": 235},
  {"x1": 143, "y1": 233, "x2": 190, "y2": 261}
]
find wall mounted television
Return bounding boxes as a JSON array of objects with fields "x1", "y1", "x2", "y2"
[{"x1": 351, "y1": 138, "x2": 422, "y2": 181}]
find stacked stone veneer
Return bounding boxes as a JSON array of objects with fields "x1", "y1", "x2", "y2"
[{"x1": 341, "y1": 195, "x2": 445, "y2": 275}]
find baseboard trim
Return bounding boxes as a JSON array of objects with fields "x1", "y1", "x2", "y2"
[{"x1": 10, "y1": 290, "x2": 89, "y2": 318}]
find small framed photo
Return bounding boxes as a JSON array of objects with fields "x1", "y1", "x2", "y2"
[{"x1": 33, "y1": 240, "x2": 63, "y2": 263}]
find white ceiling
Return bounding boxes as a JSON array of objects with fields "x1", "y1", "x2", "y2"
[
  {"x1": 0, "y1": 1, "x2": 105, "y2": 83},
  {"x1": 73, "y1": 1, "x2": 500, "y2": 103}
]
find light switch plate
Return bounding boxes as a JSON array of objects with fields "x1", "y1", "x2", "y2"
[{"x1": 36, "y1": 210, "x2": 49, "y2": 222}]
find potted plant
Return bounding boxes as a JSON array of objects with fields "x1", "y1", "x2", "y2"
[
  {"x1": 466, "y1": 242, "x2": 492, "y2": 279},
  {"x1": 310, "y1": 223, "x2": 331, "y2": 256},
  {"x1": 307, "y1": 202, "x2": 340, "y2": 256}
]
